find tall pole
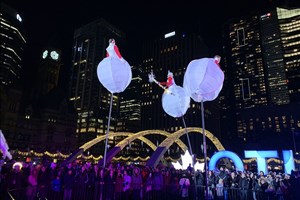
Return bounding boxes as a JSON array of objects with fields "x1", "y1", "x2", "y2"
[
  {"x1": 103, "y1": 94, "x2": 114, "y2": 168},
  {"x1": 182, "y1": 117, "x2": 198, "y2": 200},
  {"x1": 292, "y1": 130, "x2": 297, "y2": 154},
  {"x1": 201, "y1": 100, "x2": 209, "y2": 199}
]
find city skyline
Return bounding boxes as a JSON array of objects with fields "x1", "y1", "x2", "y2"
[
  {"x1": 5, "y1": 0, "x2": 291, "y2": 90},
  {"x1": 1, "y1": 1, "x2": 298, "y2": 152},
  {"x1": 0, "y1": 0, "x2": 299, "y2": 172}
]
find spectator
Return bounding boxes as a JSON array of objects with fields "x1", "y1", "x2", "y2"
[
  {"x1": 145, "y1": 172, "x2": 153, "y2": 200},
  {"x1": 115, "y1": 169, "x2": 124, "y2": 200},
  {"x1": 239, "y1": 172, "x2": 249, "y2": 200},
  {"x1": 63, "y1": 169, "x2": 75, "y2": 200},
  {"x1": 104, "y1": 168, "x2": 116, "y2": 200},
  {"x1": 179, "y1": 173, "x2": 190, "y2": 199},
  {"x1": 51, "y1": 174, "x2": 62, "y2": 200},
  {"x1": 152, "y1": 168, "x2": 163, "y2": 199},
  {"x1": 37, "y1": 165, "x2": 51, "y2": 200},
  {"x1": 26, "y1": 167, "x2": 38, "y2": 200},
  {"x1": 4, "y1": 163, "x2": 27, "y2": 200},
  {"x1": 123, "y1": 170, "x2": 131, "y2": 199},
  {"x1": 131, "y1": 167, "x2": 143, "y2": 200},
  {"x1": 216, "y1": 178, "x2": 224, "y2": 200}
]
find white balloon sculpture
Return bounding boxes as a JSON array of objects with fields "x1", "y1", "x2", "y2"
[
  {"x1": 97, "y1": 39, "x2": 132, "y2": 94},
  {"x1": 96, "y1": 39, "x2": 132, "y2": 168},
  {"x1": 183, "y1": 55, "x2": 224, "y2": 198},
  {"x1": 148, "y1": 70, "x2": 190, "y2": 118},
  {"x1": 183, "y1": 56, "x2": 224, "y2": 102}
]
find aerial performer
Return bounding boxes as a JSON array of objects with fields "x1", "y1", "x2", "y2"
[
  {"x1": 106, "y1": 39, "x2": 124, "y2": 61},
  {"x1": 149, "y1": 70, "x2": 197, "y2": 194},
  {"x1": 97, "y1": 39, "x2": 132, "y2": 168},
  {"x1": 159, "y1": 70, "x2": 174, "y2": 88},
  {"x1": 97, "y1": 38, "x2": 132, "y2": 94}
]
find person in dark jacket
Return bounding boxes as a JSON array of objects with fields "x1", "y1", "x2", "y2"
[
  {"x1": 4, "y1": 163, "x2": 27, "y2": 200},
  {"x1": 239, "y1": 172, "x2": 249, "y2": 200},
  {"x1": 104, "y1": 169, "x2": 116, "y2": 200},
  {"x1": 63, "y1": 169, "x2": 75, "y2": 200},
  {"x1": 37, "y1": 165, "x2": 51, "y2": 200}
]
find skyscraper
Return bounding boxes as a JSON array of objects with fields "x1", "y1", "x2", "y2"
[
  {"x1": 69, "y1": 18, "x2": 126, "y2": 147},
  {"x1": 221, "y1": 7, "x2": 300, "y2": 150},
  {"x1": 118, "y1": 65, "x2": 142, "y2": 132},
  {"x1": 260, "y1": 10, "x2": 290, "y2": 105},
  {"x1": 277, "y1": 7, "x2": 300, "y2": 103},
  {"x1": 0, "y1": 2, "x2": 26, "y2": 88}
]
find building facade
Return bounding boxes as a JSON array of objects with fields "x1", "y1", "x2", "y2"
[
  {"x1": 118, "y1": 65, "x2": 142, "y2": 132},
  {"x1": 221, "y1": 7, "x2": 300, "y2": 153},
  {"x1": 69, "y1": 19, "x2": 126, "y2": 150},
  {"x1": 0, "y1": 2, "x2": 26, "y2": 88}
]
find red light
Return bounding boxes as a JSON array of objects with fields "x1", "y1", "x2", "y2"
[{"x1": 267, "y1": 13, "x2": 271, "y2": 16}]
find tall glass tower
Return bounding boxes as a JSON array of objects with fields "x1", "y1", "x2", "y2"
[
  {"x1": 0, "y1": 2, "x2": 26, "y2": 88},
  {"x1": 69, "y1": 18, "x2": 126, "y2": 146},
  {"x1": 277, "y1": 7, "x2": 300, "y2": 103},
  {"x1": 222, "y1": 7, "x2": 300, "y2": 149}
]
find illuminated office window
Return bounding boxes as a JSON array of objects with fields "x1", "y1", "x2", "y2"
[
  {"x1": 241, "y1": 78, "x2": 251, "y2": 100},
  {"x1": 237, "y1": 28, "x2": 246, "y2": 46}
]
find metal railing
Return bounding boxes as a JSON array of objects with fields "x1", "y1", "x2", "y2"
[{"x1": 3, "y1": 184, "x2": 286, "y2": 200}]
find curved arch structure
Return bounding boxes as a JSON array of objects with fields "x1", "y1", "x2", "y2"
[
  {"x1": 64, "y1": 128, "x2": 225, "y2": 167},
  {"x1": 146, "y1": 127, "x2": 225, "y2": 167},
  {"x1": 64, "y1": 130, "x2": 187, "y2": 164},
  {"x1": 98, "y1": 130, "x2": 188, "y2": 166}
]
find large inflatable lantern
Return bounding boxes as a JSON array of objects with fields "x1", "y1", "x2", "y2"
[
  {"x1": 162, "y1": 85, "x2": 190, "y2": 118},
  {"x1": 183, "y1": 56, "x2": 224, "y2": 102},
  {"x1": 97, "y1": 39, "x2": 132, "y2": 93},
  {"x1": 149, "y1": 71, "x2": 190, "y2": 118}
]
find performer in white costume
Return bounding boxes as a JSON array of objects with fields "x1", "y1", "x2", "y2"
[
  {"x1": 106, "y1": 39, "x2": 125, "y2": 62},
  {"x1": 97, "y1": 38, "x2": 132, "y2": 94}
]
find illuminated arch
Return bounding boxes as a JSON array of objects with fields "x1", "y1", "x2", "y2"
[
  {"x1": 146, "y1": 127, "x2": 225, "y2": 167},
  {"x1": 64, "y1": 128, "x2": 225, "y2": 166},
  {"x1": 65, "y1": 131, "x2": 188, "y2": 164},
  {"x1": 98, "y1": 130, "x2": 188, "y2": 165}
]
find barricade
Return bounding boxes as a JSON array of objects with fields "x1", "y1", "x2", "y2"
[{"x1": 3, "y1": 184, "x2": 277, "y2": 200}]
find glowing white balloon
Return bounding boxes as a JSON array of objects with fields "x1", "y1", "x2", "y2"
[
  {"x1": 97, "y1": 39, "x2": 132, "y2": 93},
  {"x1": 183, "y1": 57, "x2": 224, "y2": 102},
  {"x1": 162, "y1": 85, "x2": 190, "y2": 118},
  {"x1": 97, "y1": 58, "x2": 131, "y2": 93}
]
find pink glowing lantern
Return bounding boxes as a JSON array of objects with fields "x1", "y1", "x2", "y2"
[{"x1": 183, "y1": 56, "x2": 224, "y2": 102}]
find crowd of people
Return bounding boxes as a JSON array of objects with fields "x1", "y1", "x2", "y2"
[{"x1": 0, "y1": 159, "x2": 300, "y2": 200}]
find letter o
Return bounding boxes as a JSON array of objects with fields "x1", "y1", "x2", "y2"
[{"x1": 209, "y1": 150, "x2": 244, "y2": 171}]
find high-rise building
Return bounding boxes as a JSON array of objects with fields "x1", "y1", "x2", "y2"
[
  {"x1": 260, "y1": 10, "x2": 290, "y2": 105},
  {"x1": 69, "y1": 18, "x2": 126, "y2": 148},
  {"x1": 141, "y1": 31, "x2": 221, "y2": 156},
  {"x1": 221, "y1": 7, "x2": 300, "y2": 151},
  {"x1": 277, "y1": 7, "x2": 300, "y2": 103},
  {"x1": 118, "y1": 65, "x2": 142, "y2": 132},
  {"x1": 0, "y1": 2, "x2": 26, "y2": 88}
]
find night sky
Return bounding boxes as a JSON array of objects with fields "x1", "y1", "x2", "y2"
[{"x1": 4, "y1": 0, "x2": 292, "y2": 90}]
